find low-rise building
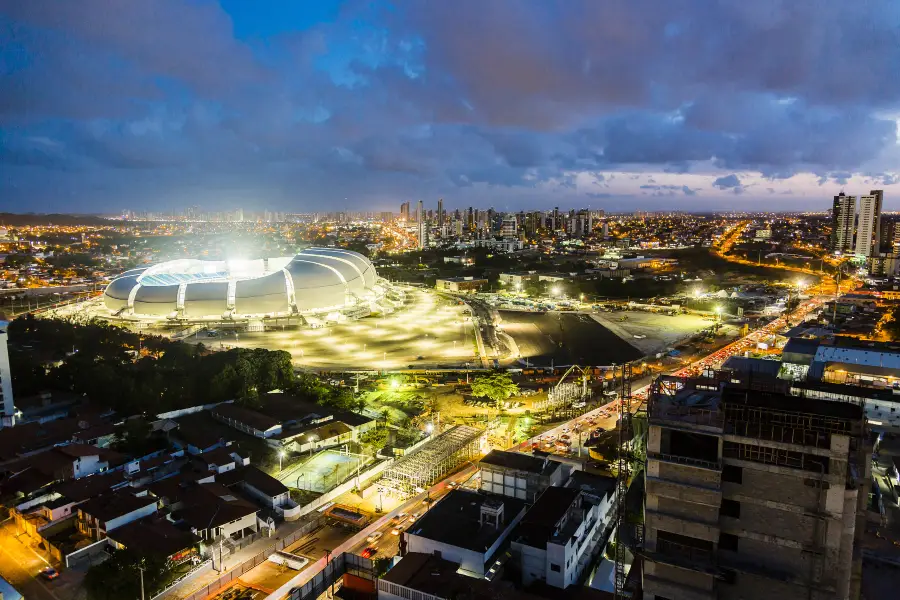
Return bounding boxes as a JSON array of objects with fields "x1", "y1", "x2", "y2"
[
  {"x1": 435, "y1": 277, "x2": 488, "y2": 293},
  {"x1": 76, "y1": 490, "x2": 158, "y2": 540},
  {"x1": 478, "y1": 450, "x2": 567, "y2": 502},
  {"x1": 404, "y1": 489, "x2": 527, "y2": 579},
  {"x1": 512, "y1": 474, "x2": 615, "y2": 589}
]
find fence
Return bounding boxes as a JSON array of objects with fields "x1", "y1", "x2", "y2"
[
  {"x1": 172, "y1": 517, "x2": 323, "y2": 600},
  {"x1": 293, "y1": 458, "x2": 394, "y2": 519},
  {"x1": 65, "y1": 537, "x2": 110, "y2": 568}
]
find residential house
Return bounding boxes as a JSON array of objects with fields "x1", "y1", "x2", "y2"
[{"x1": 76, "y1": 490, "x2": 158, "y2": 540}]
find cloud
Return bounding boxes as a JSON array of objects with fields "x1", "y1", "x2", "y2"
[
  {"x1": 3, "y1": 0, "x2": 900, "y2": 211},
  {"x1": 713, "y1": 174, "x2": 744, "y2": 194}
]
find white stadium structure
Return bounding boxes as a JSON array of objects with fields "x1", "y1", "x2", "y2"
[{"x1": 103, "y1": 248, "x2": 398, "y2": 326}]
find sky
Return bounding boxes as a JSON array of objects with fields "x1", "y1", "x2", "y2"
[{"x1": 2, "y1": 0, "x2": 900, "y2": 214}]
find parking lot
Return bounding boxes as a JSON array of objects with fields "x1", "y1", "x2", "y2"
[{"x1": 193, "y1": 289, "x2": 477, "y2": 370}]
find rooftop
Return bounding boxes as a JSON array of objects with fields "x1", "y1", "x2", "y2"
[
  {"x1": 78, "y1": 491, "x2": 157, "y2": 523},
  {"x1": 216, "y1": 465, "x2": 288, "y2": 499},
  {"x1": 515, "y1": 486, "x2": 580, "y2": 548},
  {"x1": 178, "y1": 482, "x2": 259, "y2": 531},
  {"x1": 107, "y1": 515, "x2": 197, "y2": 558},
  {"x1": 212, "y1": 404, "x2": 280, "y2": 433},
  {"x1": 381, "y1": 553, "x2": 540, "y2": 600},
  {"x1": 405, "y1": 489, "x2": 526, "y2": 554},
  {"x1": 565, "y1": 470, "x2": 617, "y2": 499},
  {"x1": 479, "y1": 450, "x2": 559, "y2": 476}
]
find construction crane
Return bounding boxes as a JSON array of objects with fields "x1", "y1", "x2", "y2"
[
  {"x1": 614, "y1": 361, "x2": 633, "y2": 599},
  {"x1": 554, "y1": 364, "x2": 591, "y2": 396}
]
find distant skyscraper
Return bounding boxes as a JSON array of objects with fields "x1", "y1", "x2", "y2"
[
  {"x1": 601, "y1": 221, "x2": 609, "y2": 238},
  {"x1": 501, "y1": 215, "x2": 518, "y2": 239},
  {"x1": 437, "y1": 198, "x2": 444, "y2": 227},
  {"x1": 417, "y1": 220, "x2": 428, "y2": 249},
  {"x1": 400, "y1": 202, "x2": 410, "y2": 222},
  {"x1": 855, "y1": 190, "x2": 883, "y2": 257},
  {"x1": 416, "y1": 200, "x2": 424, "y2": 224},
  {"x1": 830, "y1": 193, "x2": 855, "y2": 254}
]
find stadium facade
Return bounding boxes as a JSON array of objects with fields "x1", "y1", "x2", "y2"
[{"x1": 103, "y1": 248, "x2": 398, "y2": 325}]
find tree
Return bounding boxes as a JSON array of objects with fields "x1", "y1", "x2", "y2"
[
  {"x1": 884, "y1": 306, "x2": 900, "y2": 341},
  {"x1": 470, "y1": 372, "x2": 519, "y2": 409},
  {"x1": 84, "y1": 549, "x2": 169, "y2": 600}
]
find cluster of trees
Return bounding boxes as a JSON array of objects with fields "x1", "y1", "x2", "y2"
[
  {"x1": 84, "y1": 549, "x2": 171, "y2": 600},
  {"x1": 9, "y1": 316, "x2": 297, "y2": 415},
  {"x1": 470, "y1": 371, "x2": 519, "y2": 409},
  {"x1": 884, "y1": 306, "x2": 900, "y2": 341}
]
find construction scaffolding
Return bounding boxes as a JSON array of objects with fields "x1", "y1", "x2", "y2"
[
  {"x1": 379, "y1": 425, "x2": 485, "y2": 496},
  {"x1": 614, "y1": 362, "x2": 633, "y2": 600},
  {"x1": 534, "y1": 365, "x2": 591, "y2": 412}
]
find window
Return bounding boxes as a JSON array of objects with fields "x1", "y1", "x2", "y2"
[
  {"x1": 722, "y1": 465, "x2": 742, "y2": 484},
  {"x1": 550, "y1": 563, "x2": 561, "y2": 572},
  {"x1": 719, "y1": 499, "x2": 741, "y2": 518},
  {"x1": 719, "y1": 533, "x2": 739, "y2": 551},
  {"x1": 721, "y1": 568, "x2": 737, "y2": 585}
]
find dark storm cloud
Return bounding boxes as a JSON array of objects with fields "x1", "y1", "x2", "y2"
[{"x1": 2, "y1": 0, "x2": 900, "y2": 211}]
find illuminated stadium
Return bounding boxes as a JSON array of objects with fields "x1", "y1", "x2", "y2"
[{"x1": 103, "y1": 248, "x2": 398, "y2": 326}]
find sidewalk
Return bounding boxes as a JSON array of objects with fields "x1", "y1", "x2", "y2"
[{"x1": 159, "y1": 519, "x2": 312, "y2": 600}]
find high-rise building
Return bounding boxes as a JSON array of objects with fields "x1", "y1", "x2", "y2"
[
  {"x1": 400, "y1": 202, "x2": 410, "y2": 222},
  {"x1": 643, "y1": 375, "x2": 869, "y2": 600},
  {"x1": 416, "y1": 200, "x2": 424, "y2": 225},
  {"x1": 0, "y1": 323, "x2": 15, "y2": 428},
  {"x1": 855, "y1": 190, "x2": 883, "y2": 258},
  {"x1": 417, "y1": 220, "x2": 428, "y2": 249},
  {"x1": 830, "y1": 193, "x2": 855, "y2": 254},
  {"x1": 437, "y1": 198, "x2": 444, "y2": 227},
  {"x1": 500, "y1": 215, "x2": 518, "y2": 239},
  {"x1": 601, "y1": 221, "x2": 609, "y2": 238}
]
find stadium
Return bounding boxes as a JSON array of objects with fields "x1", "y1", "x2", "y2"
[{"x1": 102, "y1": 248, "x2": 400, "y2": 326}]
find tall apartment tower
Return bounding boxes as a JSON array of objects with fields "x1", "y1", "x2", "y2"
[
  {"x1": 830, "y1": 193, "x2": 856, "y2": 255},
  {"x1": 0, "y1": 323, "x2": 15, "y2": 428},
  {"x1": 436, "y1": 198, "x2": 444, "y2": 227},
  {"x1": 416, "y1": 200, "x2": 424, "y2": 225},
  {"x1": 643, "y1": 375, "x2": 869, "y2": 600},
  {"x1": 400, "y1": 201, "x2": 410, "y2": 222},
  {"x1": 855, "y1": 190, "x2": 883, "y2": 258},
  {"x1": 500, "y1": 215, "x2": 518, "y2": 239}
]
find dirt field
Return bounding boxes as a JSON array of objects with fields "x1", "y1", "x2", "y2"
[
  {"x1": 588, "y1": 311, "x2": 716, "y2": 355},
  {"x1": 499, "y1": 311, "x2": 644, "y2": 367}
]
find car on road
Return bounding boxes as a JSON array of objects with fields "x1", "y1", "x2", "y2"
[
  {"x1": 366, "y1": 531, "x2": 383, "y2": 543},
  {"x1": 39, "y1": 567, "x2": 59, "y2": 580},
  {"x1": 391, "y1": 527, "x2": 404, "y2": 536},
  {"x1": 361, "y1": 547, "x2": 377, "y2": 559},
  {"x1": 447, "y1": 481, "x2": 459, "y2": 488}
]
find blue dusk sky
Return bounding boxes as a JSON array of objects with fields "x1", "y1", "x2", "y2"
[{"x1": 2, "y1": 1, "x2": 900, "y2": 213}]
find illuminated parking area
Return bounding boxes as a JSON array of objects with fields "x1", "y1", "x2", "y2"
[{"x1": 202, "y1": 289, "x2": 479, "y2": 369}]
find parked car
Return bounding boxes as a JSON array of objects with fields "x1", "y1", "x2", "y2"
[{"x1": 39, "y1": 567, "x2": 59, "y2": 580}]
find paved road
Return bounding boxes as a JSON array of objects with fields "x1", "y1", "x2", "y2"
[{"x1": 0, "y1": 521, "x2": 64, "y2": 600}]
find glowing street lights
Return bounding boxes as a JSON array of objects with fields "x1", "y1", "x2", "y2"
[{"x1": 278, "y1": 450, "x2": 286, "y2": 472}]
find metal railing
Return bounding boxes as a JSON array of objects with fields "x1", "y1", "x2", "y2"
[{"x1": 649, "y1": 452, "x2": 722, "y2": 471}]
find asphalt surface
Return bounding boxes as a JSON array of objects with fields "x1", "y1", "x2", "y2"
[
  {"x1": 499, "y1": 311, "x2": 644, "y2": 367},
  {"x1": 0, "y1": 521, "x2": 65, "y2": 600}
]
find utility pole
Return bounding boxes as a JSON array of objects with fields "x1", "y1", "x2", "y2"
[{"x1": 138, "y1": 561, "x2": 146, "y2": 600}]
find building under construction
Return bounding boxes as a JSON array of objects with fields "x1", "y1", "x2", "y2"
[
  {"x1": 380, "y1": 425, "x2": 485, "y2": 496},
  {"x1": 643, "y1": 373, "x2": 870, "y2": 600}
]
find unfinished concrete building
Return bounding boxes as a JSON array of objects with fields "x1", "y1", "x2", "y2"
[{"x1": 643, "y1": 375, "x2": 870, "y2": 600}]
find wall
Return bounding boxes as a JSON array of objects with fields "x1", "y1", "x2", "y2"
[
  {"x1": 294, "y1": 458, "x2": 391, "y2": 518},
  {"x1": 218, "y1": 511, "x2": 258, "y2": 540},
  {"x1": 105, "y1": 502, "x2": 157, "y2": 533},
  {"x1": 405, "y1": 534, "x2": 486, "y2": 577},
  {"x1": 72, "y1": 454, "x2": 104, "y2": 479}
]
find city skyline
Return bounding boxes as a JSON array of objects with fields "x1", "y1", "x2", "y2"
[{"x1": 3, "y1": 2, "x2": 900, "y2": 213}]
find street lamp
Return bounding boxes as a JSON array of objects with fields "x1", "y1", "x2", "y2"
[
  {"x1": 552, "y1": 286, "x2": 560, "y2": 297},
  {"x1": 308, "y1": 435, "x2": 318, "y2": 457},
  {"x1": 278, "y1": 450, "x2": 286, "y2": 472}
]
